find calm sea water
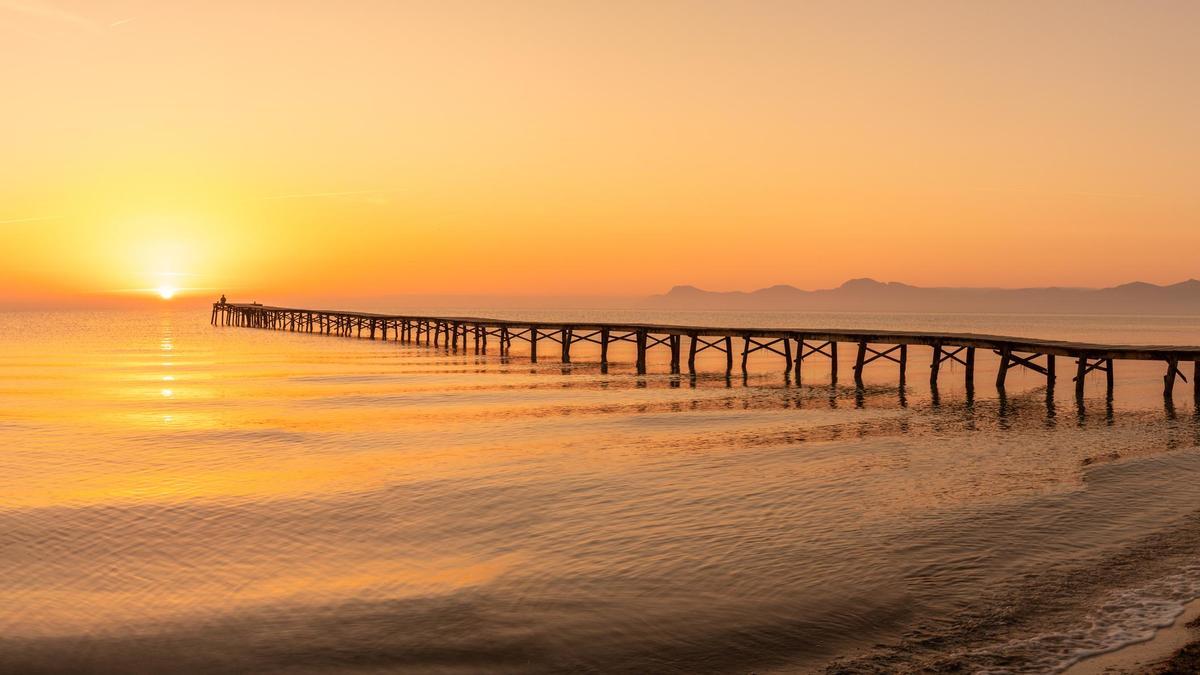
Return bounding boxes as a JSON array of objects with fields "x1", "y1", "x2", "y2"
[{"x1": 3, "y1": 308, "x2": 1200, "y2": 674}]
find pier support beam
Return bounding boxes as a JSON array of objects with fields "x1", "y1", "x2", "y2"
[
  {"x1": 996, "y1": 348, "x2": 1054, "y2": 390},
  {"x1": 854, "y1": 342, "x2": 867, "y2": 385},
  {"x1": 741, "y1": 336, "x2": 793, "y2": 375},
  {"x1": 930, "y1": 343, "x2": 942, "y2": 386},
  {"x1": 965, "y1": 347, "x2": 975, "y2": 389},
  {"x1": 795, "y1": 339, "x2": 838, "y2": 385},
  {"x1": 1073, "y1": 356, "x2": 1113, "y2": 398},
  {"x1": 636, "y1": 330, "x2": 647, "y2": 374},
  {"x1": 1164, "y1": 357, "x2": 1187, "y2": 398},
  {"x1": 996, "y1": 347, "x2": 1010, "y2": 388},
  {"x1": 929, "y1": 343, "x2": 974, "y2": 390},
  {"x1": 852, "y1": 342, "x2": 905, "y2": 386},
  {"x1": 686, "y1": 335, "x2": 734, "y2": 374}
]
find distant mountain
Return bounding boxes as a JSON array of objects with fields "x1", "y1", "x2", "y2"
[{"x1": 643, "y1": 279, "x2": 1200, "y2": 314}]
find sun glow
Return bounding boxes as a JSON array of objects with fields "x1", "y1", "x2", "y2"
[{"x1": 157, "y1": 285, "x2": 177, "y2": 300}]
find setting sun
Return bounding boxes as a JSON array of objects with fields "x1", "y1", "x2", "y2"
[{"x1": 156, "y1": 285, "x2": 177, "y2": 300}]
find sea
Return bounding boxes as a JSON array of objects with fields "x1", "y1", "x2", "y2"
[{"x1": 3, "y1": 307, "x2": 1200, "y2": 674}]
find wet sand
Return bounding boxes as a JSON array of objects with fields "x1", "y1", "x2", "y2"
[{"x1": 1066, "y1": 599, "x2": 1200, "y2": 674}]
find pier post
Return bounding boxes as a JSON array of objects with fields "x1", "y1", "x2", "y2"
[
  {"x1": 1075, "y1": 355, "x2": 1087, "y2": 398},
  {"x1": 830, "y1": 342, "x2": 838, "y2": 383},
  {"x1": 637, "y1": 330, "x2": 648, "y2": 374},
  {"x1": 965, "y1": 347, "x2": 975, "y2": 388},
  {"x1": 996, "y1": 346, "x2": 1011, "y2": 388},
  {"x1": 854, "y1": 341, "x2": 867, "y2": 385},
  {"x1": 1047, "y1": 355, "x2": 1056, "y2": 387},
  {"x1": 1165, "y1": 357, "x2": 1181, "y2": 398},
  {"x1": 600, "y1": 328, "x2": 610, "y2": 367},
  {"x1": 725, "y1": 337, "x2": 733, "y2": 374},
  {"x1": 741, "y1": 337, "x2": 751, "y2": 374},
  {"x1": 670, "y1": 335, "x2": 681, "y2": 373},
  {"x1": 688, "y1": 334, "x2": 698, "y2": 373},
  {"x1": 898, "y1": 344, "x2": 907, "y2": 384},
  {"x1": 783, "y1": 338, "x2": 793, "y2": 374},
  {"x1": 793, "y1": 337, "x2": 803, "y2": 384},
  {"x1": 930, "y1": 343, "x2": 942, "y2": 386},
  {"x1": 561, "y1": 328, "x2": 572, "y2": 363},
  {"x1": 1106, "y1": 359, "x2": 1114, "y2": 393},
  {"x1": 501, "y1": 326, "x2": 510, "y2": 355},
  {"x1": 530, "y1": 327, "x2": 539, "y2": 362}
]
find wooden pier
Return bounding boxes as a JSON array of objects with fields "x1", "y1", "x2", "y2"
[{"x1": 212, "y1": 303, "x2": 1200, "y2": 400}]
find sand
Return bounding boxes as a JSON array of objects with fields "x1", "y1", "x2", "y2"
[{"x1": 1065, "y1": 598, "x2": 1200, "y2": 675}]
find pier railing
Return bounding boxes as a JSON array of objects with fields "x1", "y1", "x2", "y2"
[{"x1": 212, "y1": 303, "x2": 1200, "y2": 400}]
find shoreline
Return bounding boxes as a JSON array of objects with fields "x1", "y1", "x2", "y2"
[{"x1": 1066, "y1": 598, "x2": 1200, "y2": 674}]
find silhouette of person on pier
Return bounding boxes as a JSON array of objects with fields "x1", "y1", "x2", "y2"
[{"x1": 219, "y1": 294, "x2": 227, "y2": 305}]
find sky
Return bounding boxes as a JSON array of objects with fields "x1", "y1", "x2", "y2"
[{"x1": 1, "y1": 0, "x2": 1198, "y2": 306}]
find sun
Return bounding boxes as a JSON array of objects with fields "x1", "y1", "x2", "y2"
[{"x1": 157, "y1": 285, "x2": 177, "y2": 300}]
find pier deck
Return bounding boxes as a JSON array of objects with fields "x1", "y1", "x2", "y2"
[{"x1": 212, "y1": 303, "x2": 1200, "y2": 400}]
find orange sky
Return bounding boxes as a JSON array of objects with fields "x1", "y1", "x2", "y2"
[{"x1": 2, "y1": 1, "x2": 1198, "y2": 305}]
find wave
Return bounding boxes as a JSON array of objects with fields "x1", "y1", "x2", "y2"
[{"x1": 969, "y1": 564, "x2": 1200, "y2": 673}]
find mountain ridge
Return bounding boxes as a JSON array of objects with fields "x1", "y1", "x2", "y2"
[{"x1": 644, "y1": 279, "x2": 1200, "y2": 314}]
